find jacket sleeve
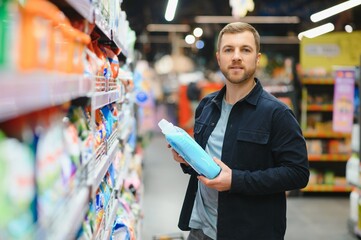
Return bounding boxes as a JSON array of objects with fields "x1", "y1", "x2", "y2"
[
  {"x1": 230, "y1": 109, "x2": 310, "y2": 195},
  {"x1": 180, "y1": 163, "x2": 197, "y2": 175}
]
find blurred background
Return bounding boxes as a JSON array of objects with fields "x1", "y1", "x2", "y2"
[{"x1": 1, "y1": 0, "x2": 361, "y2": 240}]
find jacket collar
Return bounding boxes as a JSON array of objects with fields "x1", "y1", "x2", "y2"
[{"x1": 211, "y1": 78, "x2": 263, "y2": 108}]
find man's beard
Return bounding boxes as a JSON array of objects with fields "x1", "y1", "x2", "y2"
[{"x1": 223, "y1": 67, "x2": 256, "y2": 84}]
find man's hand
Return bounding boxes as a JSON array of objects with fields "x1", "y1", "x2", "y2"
[
  {"x1": 197, "y1": 157, "x2": 232, "y2": 192},
  {"x1": 168, "y1": 144, "x2": 189, "y2": 165}
]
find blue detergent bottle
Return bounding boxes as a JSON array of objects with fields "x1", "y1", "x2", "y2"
[{"x1": 158, "y1": 119, "x2": 221, "y2": 179}]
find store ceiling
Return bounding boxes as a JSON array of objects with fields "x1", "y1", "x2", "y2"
[{"x1": 121, "y1": 0, "x2": 361, "y2": 64}]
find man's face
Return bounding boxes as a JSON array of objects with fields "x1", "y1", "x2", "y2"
[{"x1": 216, "y1": 32, "x2": 260, "y2": 85}]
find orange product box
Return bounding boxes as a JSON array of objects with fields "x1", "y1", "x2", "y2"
[{"x1": 19, "y1": 0, "x2": 70, "y2": 71}]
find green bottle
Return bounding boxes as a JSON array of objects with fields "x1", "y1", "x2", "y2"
[{"x1": 0, "y1": 0, "x2": 8, "y2": 67}]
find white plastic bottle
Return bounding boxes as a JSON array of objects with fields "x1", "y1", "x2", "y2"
[
  {"x1": 158, "y1": 119, "x2": 221, "y2": 179},
  {"x1": 346, "y1": 153, "x2": 360, "y2": 186}
]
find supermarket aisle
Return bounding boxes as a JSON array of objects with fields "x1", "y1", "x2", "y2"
[
  {"x1": 141, "y1": 134, "x2": 357, "y2": 240},
  {"x1": 141, "y1": 133, "x2": 190, "y2": 240},
  {"x1": 286, "y1": 196, "x2": 355, "y2": 240}
]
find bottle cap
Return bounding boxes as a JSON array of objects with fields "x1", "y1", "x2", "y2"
[{"x1": 158, "y1": 119, "x2": 176, "y2": 134}]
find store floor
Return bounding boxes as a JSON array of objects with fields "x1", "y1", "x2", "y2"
[{"x1": 141, "y1": 134, "x2": 357, "y2": 240}]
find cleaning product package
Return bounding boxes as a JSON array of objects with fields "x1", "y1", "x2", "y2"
[{"x1": 158, "y1": 119, "x2": 221, "y2": 179}]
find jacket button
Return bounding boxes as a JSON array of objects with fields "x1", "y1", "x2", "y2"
[{"x1": 211, "y1": 122, "x2": 215, "y2": 126}]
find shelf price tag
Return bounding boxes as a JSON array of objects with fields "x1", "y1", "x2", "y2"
[{"x1": 333, "y1": 68, "x2": 356, "y2": 133}]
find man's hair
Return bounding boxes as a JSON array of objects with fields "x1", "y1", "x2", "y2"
[{"x1": 216, "y1": 22, "x2": 260, "y2": 53}]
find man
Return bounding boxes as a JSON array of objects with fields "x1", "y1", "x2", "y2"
[{"x1": 169, "y1": 22, "x2": 309, "y2": 240}]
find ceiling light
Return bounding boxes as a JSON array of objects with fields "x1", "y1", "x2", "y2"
[
  {"x1": 298, "y1": 23, "x2": 335, "y2": 40},
  {"x1": 165, "y1": 0, "x2": 179, "y2": 21},
  {"x1": 196, "y1": 40, "x2": 205, "y2": 49},
  {"x1": 194, "y1": 16, "x2": 300, "y2": 24},
  {"x1": 229, "y1": 0, "x2": 255, "y2": 17},
  {"x1": 193, "y1": 27, "x2": 203, "y2": 37},
  {"x1": 345, "y1": 24, "x2": 353, "y2": 33},
  {"x1": 310, "y1": 0, "x2": 361, "y2": 22},
  {"x1": 147, "y1": 24, "x2": 190, "y2": 32},
  {"x1": 185, "y1": 35, "x2": 196, "y2": 44}
]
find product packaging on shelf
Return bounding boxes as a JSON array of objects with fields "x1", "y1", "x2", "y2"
[
  {"x1": 72, "y1": 28, "x2": 91, "y2": 74},
  {"x1": 67, "y1": 105, "x2": 93, "y2": 165},
  {"x1": 350, "y1": 190, "x2": 359, "y2": 223},
  {"x1": 111, "y1": 189, "x2": 140, "y2": 240},
  {"x1": 1, "y1": 0, "x2": 21, "y2": 70},
  {"x1": 36, "y1": 121, "x2": 72, "y2": 223},
  {"x1": 101, "y1": 104, "x2": 117, "y2": 139},
  {"x1": 101, "y1": 45, "x2": 119, "y2": 79},
  {"x1": 158, "y1": 118, "x2": 221, "y2": 179},
  {"x1": 346, "y1": 153, "x2": 360, "y2": 186},
  {"x1": 0, "y1": 0, "x2": 9, "y2": 67},
  {"x1": 19, "y1": 0, "x2": 67, "y2": 71},
  {"x1": 16, "y1": 0, "x2": 91, "y2": 73},
  {"x1": 0, "y1": 131, "x2": 36, "y2": 239}
]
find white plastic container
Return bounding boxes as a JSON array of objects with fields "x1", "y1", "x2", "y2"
[
  {"x1": 158, "y1": 119, "x2": 221, "y2": 179},
  {"x1": 346, "y1": 153, "x2": 360, "y2": 186}
]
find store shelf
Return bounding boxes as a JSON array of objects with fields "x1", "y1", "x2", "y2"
[
  {"x1": 91, "y1": 138, "x2": 119, "y2": 196},
  {"x1": 92, "y1": 90, "x2": 121, "y2": 110},
  {"x1": 112, "y1": 31, "x2": 128, "y2": 57},
  {"x1": 301, "y1": 184, "x2": 353, "y2": 192},
  {"x1": 301, "y1": 78, "x2": 335, "y2": 85},
  {"x1": 119, "y1": 119, "x2": 134, "y2": 142},
  {"x1": 65, "y1": 0, "x2": 94, "y2": 22},
  {"x1": 115, "y1": 151, "x2": 130, "y2": 191},
  {"x1": 0, "y1": 71, "x2": 92, "y2": 122},
  {"x1": 0, "y1": 1, "x2": 140, "y2": 239},
  {"x1": 118, "y1": 71, "x2": 133, "y2": 81},
  {"x1": 263, "y1": 85, "x2": 294, "y2": 94},
  {"x1": 107, "y1": 128, "x2": 119, "y2": 152},
  {"x1": 308, "y1": 154, "x2": 350, "y2": 161},
  {"x1": 303, "y1": 131, "x2": 351, "y2": 138},
  {"x1": 42, "y1": 187, "x2": 90, "y2": 239},
  {"x1": 301, "y1": 75, "x2": 355, "y2": 193},
  {"x1": 102, "y1": 193, "x2": 119, "y2": 240},
  {"x1": 93, "y1": 191, "x2": 118, "y2": 240},
  {"x1": 306, "y1": 104, "x2": 333, "y2": 111},
  {"x1": 94, "y1": 7, "x2": 111, "y2": 40}
]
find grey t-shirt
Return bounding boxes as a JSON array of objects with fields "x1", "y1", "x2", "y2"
[{"x1": 189, "y1": 98, "x2": 233, "y2": 239}]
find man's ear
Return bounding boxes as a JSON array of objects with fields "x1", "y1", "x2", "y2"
[{"x1": 256, "y1": 53, "x2": 261, "y2": 64}]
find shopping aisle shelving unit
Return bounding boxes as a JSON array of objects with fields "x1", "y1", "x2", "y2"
[
  {"x1": 300, "y1": 77, "x2": 353, "y2": 193},
  {"x1": 0, "y1": 72, "x2": 92, "y2": 122},
  {"x1": 346, "y1": 62, "x2": 361, "y2": 239},
  {"x1": 0, "y1": 73, "x2": 95, "y2": 240},
  {"x1": 0, "y1": 0, "x2": 142, "y2": 239}
]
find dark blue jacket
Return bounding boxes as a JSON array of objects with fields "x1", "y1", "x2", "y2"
[{"x1": 178, "y1": 79, "x2": 309, "y2": 240}]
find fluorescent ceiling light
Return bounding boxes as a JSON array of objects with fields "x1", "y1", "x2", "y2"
[
  {"x1": 310, "y1": 0, "x2": 361, "y2": 22},
  {"x1": 147, "y1": 24, "x2": 190, "y2": 32},
  {"x1": 298, "y1": 23, "x2": 335, "y2": 40},
  {"x1": 165, "y1": 0, "x2": 178, "y2": 21},
  {"x1": 194, "y1": 16, "x2": 300, "y2": 24}
]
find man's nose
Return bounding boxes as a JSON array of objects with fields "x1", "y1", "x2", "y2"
[{"x1": 232, "y1": 49, "x2": 242, "y2": 62}]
